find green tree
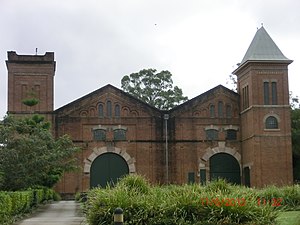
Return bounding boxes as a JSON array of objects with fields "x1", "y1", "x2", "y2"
[
  {"x1": 0, "y1": 115, "x2": 80, "y2": 191},
  {"x1": 291, "y1": 109, "x2": 300, "y2": 182},
  {"x1": 121, "y1": 69, "x2": 188, "y2": 110}
]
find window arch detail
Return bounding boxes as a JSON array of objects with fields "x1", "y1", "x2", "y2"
[
  {"x1": 115, "y1": 104, "x2": 120, "y2": 117},
  {"x1": 209, "y1": 105, "x2": 215, "y2": 118},
  {"x1": 265, "y1": 116, "x2": 279, "y2": 129}
]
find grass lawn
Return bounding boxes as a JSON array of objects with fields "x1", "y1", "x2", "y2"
[{"x1": 276, "y1": 211, "x2": 300, "y2": 225}]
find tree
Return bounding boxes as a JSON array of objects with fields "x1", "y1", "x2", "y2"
[
  {"x1": 121, "y1": 69, "x2": 188, "y2": 110},
  {"x1": 291, "y1": 109, "x2": 300, "y2": 182},
  {"x1": 0, "y1": 115, "x2": 80, "y2": 191}
]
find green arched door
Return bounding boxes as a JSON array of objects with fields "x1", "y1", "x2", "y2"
[
  {"x1": 90, "y1": 152, "x2": 129, "y2": 188},
  {"x1": 209, "y1": 153, "x2": 241, "y2": 184}
]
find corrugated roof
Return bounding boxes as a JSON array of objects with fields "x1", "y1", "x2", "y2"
[{"x1": 240, "y1": 26, "x2": 291, "y2": 64}]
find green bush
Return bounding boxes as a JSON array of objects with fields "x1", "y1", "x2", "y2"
[
  {"x1": 0, "y1": 187, "x2": 59, "y2": 224},
  {"x1": 0, "y1": 192, "x2": 12, "y2": 225},
  {"x1": 258, "y1": 184, "x2": 300, "y2": 210},
  {"x1": 85, "y1": 175, "x2": 282, "y2": 225},
  {"x1": 9, "y1": 191, "x2": 33, "y2": 215}
]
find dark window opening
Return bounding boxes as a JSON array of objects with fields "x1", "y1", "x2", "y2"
[
  {"x1": 226, "y1": 129, "x2": 237, "y2": 140},
  {"x1": 218, "y1": 101, "x2": 223, "y2": 118},
  {"x1": 107, "y1": 100, "x2": 112, "y2": 117},
  {"x1": 188, "y1": 172, "x2": 195, "y2": 184},
  {"x1": 98, "y1": 104, "x2": 104, "y2": 117},
  {"x1": 265, "y1": 116, "x2": 278, "y2": 129},
  {"x1": 272, "y1": 82, "x2": 277, "y2": 105},
  {"x1": 210, "y1": 105, "x2": 215, "y2": 118},
  {"x1": 226, "y1": 105, "x2": 232, "y2": 118},
  {"x1": 114, "y1": 129, "x2": 126, "y2": 141},
  {"x1": 264, "y1": 82, "x2": 269, "y2": 105},
  {"x1": 206, "y1": 129, "x2": 218, "y2": 141},
  {"x1": 115, "y1": 104, "x2": 120, "y2": 117},
  {"x1": 93, "y1": 129, "x2": 106, "y2": 141}
]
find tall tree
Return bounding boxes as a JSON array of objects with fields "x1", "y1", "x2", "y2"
[
  {"x1": 121, "y1": 69, "x2": 188, "y2": 110},
  {"x1": 291, "y1": 109, "x2": 300, "y2": 182},
  {"x1": 0, "y1": 115, "x2": 80, "y2": 191}
]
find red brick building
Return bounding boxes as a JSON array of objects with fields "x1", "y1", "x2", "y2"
[{"x1": 5, "y1": 27, "x2": 293, "y2": 195}]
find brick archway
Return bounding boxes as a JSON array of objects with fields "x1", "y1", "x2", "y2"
[
  {"x1": 83, "y1": 146, "x2": 136, "y2": 176},
  {"x1": 201, "y1": 142, "x2": 241, "y2": 166},
  {"x1": 200, "y1": 142, "x2": 242, "y2": 183}
]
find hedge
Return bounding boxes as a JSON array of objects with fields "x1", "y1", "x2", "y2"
[
  {"x1": 85, "y1": 175, "x2": 300, "y2": 225},
  {"x1": 0, "y1": 187, "x2": 59, "y2": 225}
]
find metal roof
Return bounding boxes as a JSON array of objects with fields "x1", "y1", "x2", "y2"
[{"x1": 240, "y1": 26, "x2": 291, "y2": 64}]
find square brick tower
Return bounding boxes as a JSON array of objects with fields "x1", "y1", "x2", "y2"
[
  {"x1": 6, "y1": 51, "x2": 56, "y2": 120},
  {"x1": 233, "y1": 27, "x2": 293, "y2": 187}
]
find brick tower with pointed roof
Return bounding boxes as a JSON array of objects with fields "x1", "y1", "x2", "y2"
[{"x1": 233, "y1": 26, "x2": 293, "y2": 187}]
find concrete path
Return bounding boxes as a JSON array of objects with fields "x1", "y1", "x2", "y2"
[{"x1": 14, "y1": 201, "x2": 85, "y2": 225}]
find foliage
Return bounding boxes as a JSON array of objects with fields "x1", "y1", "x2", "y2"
[
  {"x1": 21, "y1": 89, "x2": 39, "y2": 108},
  {"x1": 0, "y1": 114, "x2": 80, "y2": 191},
  {"x1": 21, "y1": 98, "x2": 39, "y2": 107},
  {"x1": 226, "y1": 74, "x2": 237, "y2": 92},
  {"x1": 0, "y1": 188, "x2": 58, "y2": 225},
  {"x1": 83, "y1": 175, "x2": 300, "y2": 225},
  {"x1": 291, "y1": 109, "x2": 300, "y2": 183},
  {"x1": 121, "y1": 69, "x2": 188, "y2": 110},
  {"x1": 276, "y1": 211, "x2": 300, "y2": 225}
]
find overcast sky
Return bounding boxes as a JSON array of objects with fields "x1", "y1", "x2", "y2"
[{"x1": 1, "y1": 0, "x2": 300, "y2": 118}]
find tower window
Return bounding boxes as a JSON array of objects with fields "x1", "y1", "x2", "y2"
[
  {"x1": 265, "y1": 116, "x2": 278, "y2": 129},
  {"x1": 206, "y1": 129, "x2": 218, "y2": 140},
  {"x1": 242, "y1": 85, "x2": 249, "y2": 110},
  {"x1": 264, "y1": 82, "x2": 270, "y2": 105},
  {"x1": 272, "y1": 82, "x2": 277, "y2": 105},
  {"x1": 210, "y1": 105, "x2": 215, "y2": 118}
]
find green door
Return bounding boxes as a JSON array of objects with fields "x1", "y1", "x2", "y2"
[
  {"x1": 244, "y1": 167, "x2": 251, "y2": 187},
  {"x1": 90, "y1": 153, "x2": 129, "y2": 188},
  {"x1": 209, "y1": 153, "x2": 241, "y2": 184}
]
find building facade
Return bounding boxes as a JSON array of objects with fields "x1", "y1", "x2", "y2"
[{"x1": 5, "y1": 27, "x2": 293, "y2": 195}]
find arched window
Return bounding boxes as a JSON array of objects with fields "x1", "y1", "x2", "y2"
[
  {"x1": 98, "y1": 104, "x2": 104, "y2": 117},
  {"x1": 107, "y1": 100, "x2": 112, "y2": 117},
  {"x1": 218, "y1": 101, "x2": 223, "y2": 118},
  {"x1": 265, "y1": 116, "x2": 278, "y2": 129},
  {"x1": 115, "y1": 104, "x2": 120, "y2": 118},
  {"x1": 210, "y1": 105, "x2": 215, "y2": 118},
  {"x1": 226, "y1": 105, "x2": 232, "y2": 118}
]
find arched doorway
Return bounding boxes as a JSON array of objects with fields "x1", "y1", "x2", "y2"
[
  {"x1": 90, "y1": 152, "x2": 129, "y2": 188},
  {"x1": 209, "y1": 153, "x2": 241, "y2": 184}
]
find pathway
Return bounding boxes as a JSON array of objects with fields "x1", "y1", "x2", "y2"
[{"x1": 14, "y1": 201, "x2": 85, "y2": 225}]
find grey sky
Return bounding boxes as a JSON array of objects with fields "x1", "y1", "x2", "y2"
[{"x1": 1, "y1": 0, "x2": 300, "y2": 118}]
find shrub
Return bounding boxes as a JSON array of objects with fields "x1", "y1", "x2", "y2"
[
  {"x1": 0, "y1": 187, "x2": 59, "y2": 224},
  {"x1": 116, "y1": 174, "x2": 151, "y2": 194},
  {"x1": 85, "y1": 176, "x2": 279, "y2": 225},
  {"x1": 0, "y1": 192, "x2": 12, "y2": 225}
]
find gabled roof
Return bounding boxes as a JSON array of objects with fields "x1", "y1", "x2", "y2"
[
  {"x1": 169, "y1": 85, "x2": 239, "y2": 114},
  {"x1": 240, "y1": 26, "x2": 292, "y2": 65},
  {"x1": 54, "y1": 84, "x2": 162, "y2": 115}
]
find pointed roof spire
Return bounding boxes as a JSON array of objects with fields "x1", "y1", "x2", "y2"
[{"x1": 240, "y1": 26, "x2": 292, "y2": 65}]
